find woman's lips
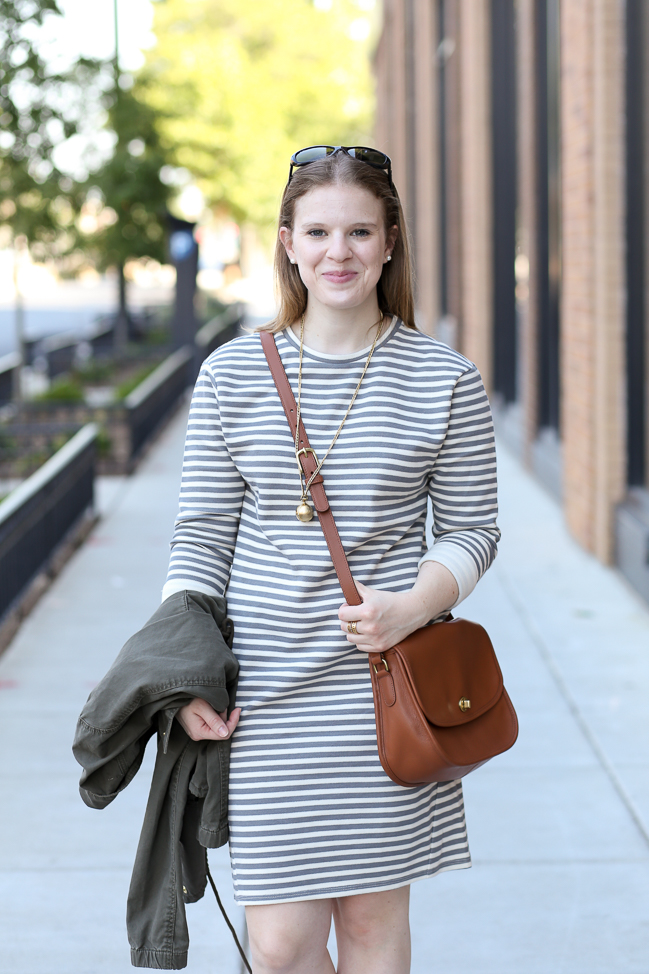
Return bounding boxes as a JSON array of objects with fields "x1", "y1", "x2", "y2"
[{"x1": 322, "y1": 271, "x2": 357, "y2": 283}]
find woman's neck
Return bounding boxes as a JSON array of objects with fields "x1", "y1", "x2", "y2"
[{"x1": 295, "y1": 301, "x2": 385, "y2": 355}]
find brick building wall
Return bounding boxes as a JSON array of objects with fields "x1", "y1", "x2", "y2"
[
  {"x1": 377, "y1": 0, "x2": 493, "y2": 377},
  {"x1": 560, "y1": 0, "x2": 626, "y2": 560},
  {"x1": 374, "y1": 0, "x2": 646, "y2": 590}
]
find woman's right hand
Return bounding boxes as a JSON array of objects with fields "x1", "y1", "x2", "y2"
[{"x1": 176, "y1": 697, "x2": 241, "y2": 741}]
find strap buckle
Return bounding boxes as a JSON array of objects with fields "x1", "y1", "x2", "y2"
[{"x1": 296, "y1": 446, "x2": 319, "y2": 465}]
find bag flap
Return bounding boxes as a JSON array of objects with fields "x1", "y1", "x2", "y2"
[{"x1": 391, "y1": 618, "x2": 503, "y2": 727}]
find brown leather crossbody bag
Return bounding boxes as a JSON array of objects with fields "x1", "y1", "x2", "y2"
[{"x1": 261, "y1": 331, "x2": 518, "y2": 786}]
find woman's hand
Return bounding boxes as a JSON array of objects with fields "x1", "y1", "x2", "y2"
[
  {"x1": 176, "y1": 698, "x2": 241, "y2": 741},
  {"x1": 338, "y1": 562, "x2": 459, "y2": 654}
]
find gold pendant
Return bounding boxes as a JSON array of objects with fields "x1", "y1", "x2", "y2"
[{"x1": 296, "y1": 498, "x2": 314, "y2": 522}]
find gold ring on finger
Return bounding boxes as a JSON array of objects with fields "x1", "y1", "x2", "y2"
[{"x1": 347, "y1": 621, "x2": 359, "y2": 635}]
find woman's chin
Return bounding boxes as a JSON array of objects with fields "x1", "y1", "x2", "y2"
[{"x1": 311, "y1": 287, "x2": 375, "y2": 312}]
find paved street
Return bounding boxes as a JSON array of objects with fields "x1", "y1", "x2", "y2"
[{"x1": 0, "y1": 401, "x2": 648, "y2": 973}]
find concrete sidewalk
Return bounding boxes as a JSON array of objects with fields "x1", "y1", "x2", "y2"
[
  {"x1": 0, "y1": 406, "x2": 246, "y2": 974},
  {"x1": 410, "y1": 446, "x2": 649, "y2": 974},
  {"x1": 0, "y1": 403, "x2": 648, "y2": 973}
]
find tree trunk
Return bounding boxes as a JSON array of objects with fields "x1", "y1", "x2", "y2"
[
  {"x1": 114, "y1": 261, "x2": 129, "y2": 351},
  {"x1": 13, "y1": 244, "x2": 25, "y2": 402}
]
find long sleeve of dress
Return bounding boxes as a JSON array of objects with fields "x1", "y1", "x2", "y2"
[
  {"x1": 419, "y1": 365, "x2": 500, "y2": 606},
  {"x1": 162, "y1": 366, "x2": 246, "y2": 601}
]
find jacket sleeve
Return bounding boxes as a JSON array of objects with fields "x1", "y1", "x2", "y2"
[
  {"x1": 163, "y1": 364, "x2": 246, "y2": 601},
  {"x1": 419, "y1": 365, "x2": 500, "y2": 606},
  {"x1": 72, "y1": 591, "x2": 238, "y2": 808}
]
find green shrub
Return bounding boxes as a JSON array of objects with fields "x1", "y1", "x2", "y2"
[
  {"x1": 95, "y1": 427, "x2": 112, "y2": 457},
  {"x1": 15, "y1": 449, "x2": 50, "y2": 476},
  {"x1": 35, "y1": 377, "x2": 85, "y2": 402},
  {"x1": 73, "y1": 360, "x2": 114, "y2": 383},
  {"x1": 141, "y1": 325, "x2": 172, "y2": 347},
  {"x1": 0, "y1": 432, "x2": 17, "y2": 451},
  {"x1": 116, "y1": 363, "x2": 158, "y2": 400}
]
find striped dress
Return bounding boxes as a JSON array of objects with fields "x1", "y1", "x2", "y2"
[{"x1": 163, "y1": 318, "x2": 500, "y2": 905}]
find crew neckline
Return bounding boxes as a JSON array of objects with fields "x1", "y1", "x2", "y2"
[{"x1": 282, "y1": 315, "x2": 399, "y2": 361}]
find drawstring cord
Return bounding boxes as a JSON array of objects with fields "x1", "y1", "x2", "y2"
[{"x1": 205, "y1": 861, "x2": 253, "y2": 973}]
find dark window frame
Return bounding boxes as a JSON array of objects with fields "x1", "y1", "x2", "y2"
[
  {"x1": 625, "y1": 0, "x2": 646, "y2": 486},
  {"x1": 491, "y1": 0, "x2": 518, "y2": 403},
  {"x1": 437, "y1": 0, "x2": 449, "y2": 318},
  {"x1": 535, "y1": 0, "x2": 561, "y2": 433}
]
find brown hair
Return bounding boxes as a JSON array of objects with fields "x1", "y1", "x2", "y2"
[{"x1": 260, "y1": 152, "x2": 415, "y2": 333}]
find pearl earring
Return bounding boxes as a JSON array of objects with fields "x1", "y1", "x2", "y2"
[
  {"x1": 290, "y1": 258, "x2": 296, "y2": 264},
  {"x1": 385, "y1": 255, "x2": 392, "y2": 262}
]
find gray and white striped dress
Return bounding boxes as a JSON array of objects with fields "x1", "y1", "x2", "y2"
[{"x1": 163, "y1": 318, "x2": 500, "y2": 905}]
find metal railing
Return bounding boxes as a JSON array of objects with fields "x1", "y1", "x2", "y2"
[
  {"x1": 0, "y1": 422, "x2": 82, "y2": 479},
  {"x1": 0, "y1": 423, "x2": 96, "y2": 624},
  {"x1": 125, "y1": 345, "x2": 194, "y2": 460}
]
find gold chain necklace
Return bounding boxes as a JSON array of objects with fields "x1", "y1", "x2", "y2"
[{"x1": 294, "y1": 311, "x2": 384, "y2": 522}]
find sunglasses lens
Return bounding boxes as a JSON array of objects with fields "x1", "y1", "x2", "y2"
[
  {"x1": 348, "y1": 147, "x2": 389, "y2": 168},
  {"x1": 289, "y1": 146, "x2": 392, "y2": 184},
  {"x1": 293, "y1": 146, "x2": 335, "y2": 165}
]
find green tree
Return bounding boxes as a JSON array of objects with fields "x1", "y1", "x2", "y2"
[
  {"x1": 140, "y1": 0, "x2": 376, "y2": 232},
  {"x1": 79, "y1": 75, "x2": 172, "y2": 345},
  {"x1": 0, "y1": 0, "x2": 99, "y2": 372}
]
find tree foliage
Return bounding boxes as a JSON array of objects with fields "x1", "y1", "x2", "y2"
[
  {"x1": 0, "y1": 0, "x2": 98, "y2": 253},
  {"x1": 80, "y1": 77, "x2": 172, "y2": 271},
  {"x1": 141, "y1": 0, "x2": 376, "y2": 230}
]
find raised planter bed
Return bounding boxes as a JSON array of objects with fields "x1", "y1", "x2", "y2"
[
  {"x1": 125, "y1": 345, "x2": 194, "y2": 461},
  {"x1": 0, "y1": 423, "x2": 97, "y2": 653},
  {"x1": 12, "y1": 344, "x2": 194, "y2": 474},
  {"x1": 4, "y1": 305, "x2": 244, "y2": 477}
]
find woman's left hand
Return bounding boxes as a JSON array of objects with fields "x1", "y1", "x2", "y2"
[{"x1": 338, "y1": 563, "x2": 459, "y2": 654}]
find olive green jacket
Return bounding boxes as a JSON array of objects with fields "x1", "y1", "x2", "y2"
[{"x1": 73, "y1": 590, "x2": 239, "y2": 970}]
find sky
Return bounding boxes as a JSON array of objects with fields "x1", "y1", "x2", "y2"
[{"x1": 45, "y1": 0, "x2": 156, "y2": 72}]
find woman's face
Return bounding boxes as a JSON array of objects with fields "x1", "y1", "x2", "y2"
[{"x1": 280, "y1": 183, "x2": 397, "y2": 314}]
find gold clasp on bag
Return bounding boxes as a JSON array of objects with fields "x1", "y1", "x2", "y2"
[
  {"x1": 459, "y1": 697, "x2": 471, "y2": 712},
  {"x1": 373, "y1": 656, "x2": 389, "y2": 674}
]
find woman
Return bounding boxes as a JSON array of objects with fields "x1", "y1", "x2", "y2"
[{"x1": 165, "y1": 146, "x2": 500, "y2": 974}]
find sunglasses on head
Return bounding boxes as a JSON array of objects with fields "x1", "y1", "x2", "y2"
[{"x1": 288, "y1": 145, "x2": 393, "y2": 188}]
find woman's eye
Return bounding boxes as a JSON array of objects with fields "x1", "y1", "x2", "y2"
[
  {"x1": 351, "y1": 229, "x2": 370, "y2": 237},
  {"x1": 308, "y1": 229, "x2": 326, "y2": 237}
]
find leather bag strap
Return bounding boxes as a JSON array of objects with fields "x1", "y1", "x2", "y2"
[{"x1": 260, "y1": 330, "x2": 362, "y2": 607}]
